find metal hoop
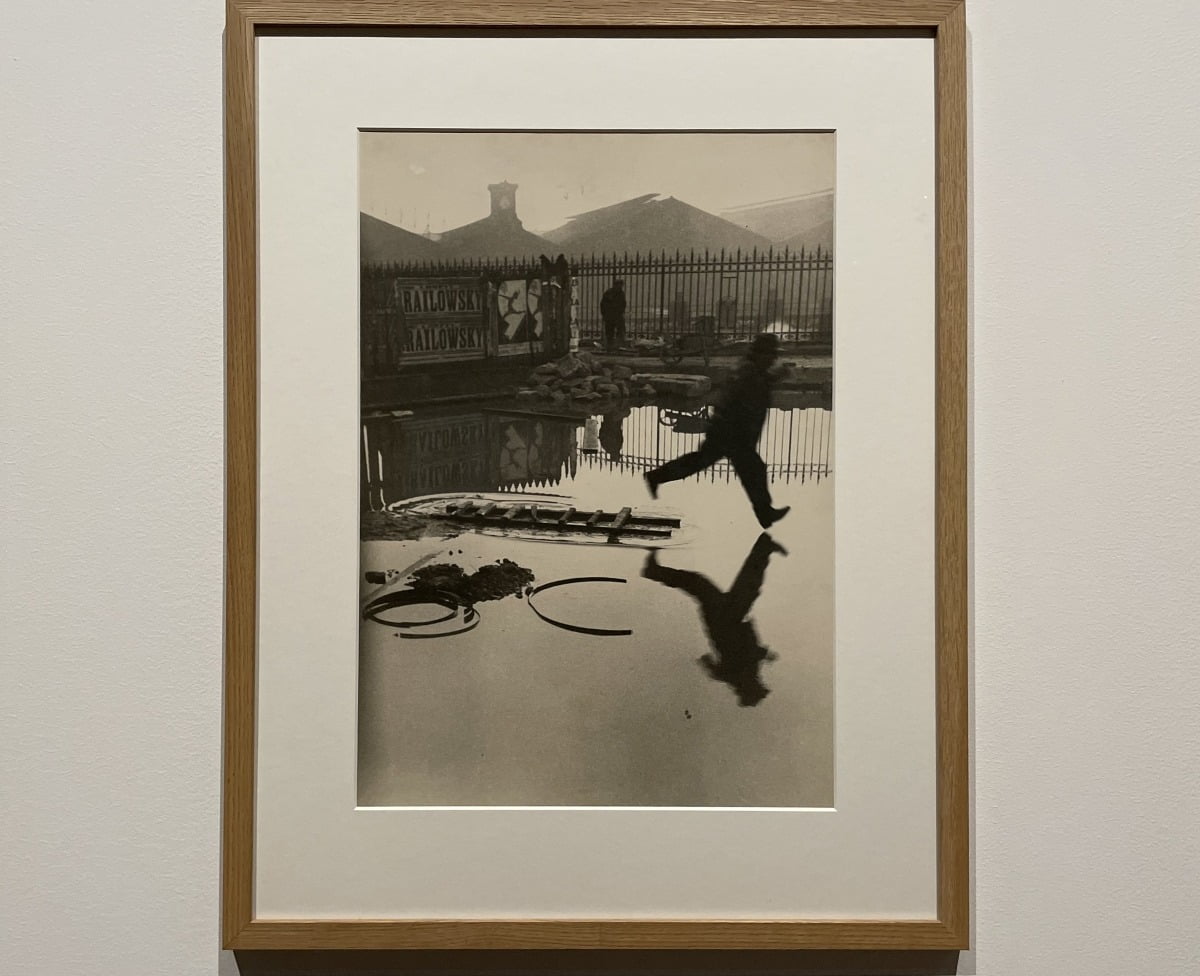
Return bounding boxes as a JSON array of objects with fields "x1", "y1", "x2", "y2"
[{"x1": 525, "y1": 577, "x2": 632, "y2": 637}]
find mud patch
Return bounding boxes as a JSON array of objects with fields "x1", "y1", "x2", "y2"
[
  {"x1": 408, "y1": 559, "x2": 535, "y2": 605},
  {"x1": 362, "y1": 510, "x2": 462, "y2": 542}
]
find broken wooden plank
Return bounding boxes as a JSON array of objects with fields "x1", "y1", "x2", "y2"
[
  {"x1": 628, "y1": 516, "x2": 682, "y2": 528},
  {"x1": 422, "y1": 502, "x2": 679, "y2": 540},
  {"x1": 422, "y1": 510, "x2": 672, "y2": 538},
  {"x1": 521, "y1": 520, "x2": 672, "y2": 538},
  {"x1": 575, "y1": 522, "x2": 669, "y2": 538}
]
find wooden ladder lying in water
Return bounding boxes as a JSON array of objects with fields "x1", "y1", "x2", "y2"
[{"x1": 437, "y1": 500, "x2": 681, "y2": 539}]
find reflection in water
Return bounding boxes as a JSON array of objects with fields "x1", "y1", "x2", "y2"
[
  {"x1": 598, "y1": 407, "x2": 631, "y2": 461},
  {"x1": 362, "y1": 404, "x2": 832, "y2": 520},
  {"x1": 642, "y1": 533, "x2": 786, "y2": 707},
  {"x1": 358, "y1": 401, "x2": 835, "y2": 806},
  {"x1": 361, "y1": 412, "x2": 579, "y2": 513}
]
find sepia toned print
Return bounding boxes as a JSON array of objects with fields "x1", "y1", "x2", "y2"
[{"x1": 358, "y1": 130, "x2": 834, "y2": 807}]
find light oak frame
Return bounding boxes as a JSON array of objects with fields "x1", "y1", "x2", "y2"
[{"x1": 224, "y1": 0, "x2": 969, "y2": 951}]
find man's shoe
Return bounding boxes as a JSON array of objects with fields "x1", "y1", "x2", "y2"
[{"x1": 757, "y1": 505, "x2": 790, "y2": 529}]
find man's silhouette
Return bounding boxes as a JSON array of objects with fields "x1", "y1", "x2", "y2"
[
  {"x1": 599, "y1": 406, "x2": 630, "y2": 461},
  {"x1": 642, "y1": 533, "x2": 787, "y2": 707},
  {"x1": 644, "y1": 332, "x2": 790, "y2": 529},
  {"x1": 599, "y1": 278, "x2": 626, "y2": 351}
]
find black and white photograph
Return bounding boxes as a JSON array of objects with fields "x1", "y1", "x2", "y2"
[{"x1": 358, "y1": 130, "x2": 835, "y2": 807}]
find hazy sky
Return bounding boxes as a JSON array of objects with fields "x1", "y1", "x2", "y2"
[{"x1": 360, "y1": 131, "x2": 834, "y2": 235}]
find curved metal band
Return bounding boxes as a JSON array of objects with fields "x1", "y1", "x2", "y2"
[{"x1": 525, "y1": 577, "x2": 632, "y2": 637}]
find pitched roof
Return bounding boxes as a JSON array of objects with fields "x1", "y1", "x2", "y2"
[
  {"x1": 778, "y1": 219, "x2": 834, "y2": 255},
  {"x1": 544, "y1": 195, "x2": 772, "y2": 256},
  {"x1": 437, "y1": 213, "x2": 555, "y2": 262},
  {"x1": 721, "y1": 190, "x2": 834, "y2": 245},
  {"x1": 360, "y1": 213, "x2": 442, "y2": 264}
]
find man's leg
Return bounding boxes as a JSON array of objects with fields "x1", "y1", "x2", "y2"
[
  {"x1": 729, "y1": 447, "x2": 789, "y2": 528},
  {"x1": 645, "y1": 438, "x2": 723, "y2": 496}
]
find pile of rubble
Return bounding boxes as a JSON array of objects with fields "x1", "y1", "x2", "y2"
[{"x1": 515, "y1": 351, "x2": 655, "y2": 406}]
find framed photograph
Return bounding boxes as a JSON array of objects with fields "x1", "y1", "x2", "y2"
[{"x1": 223, "y1": 0, "x2": 969, "y2": 951}]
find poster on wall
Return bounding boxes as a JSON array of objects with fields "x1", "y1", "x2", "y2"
[
  {"x1": 390, "y1": 277, "x2": 486, "y2": 363},
  {"x1": 495, "y1": 276, "x2": 544, "y2": 356}
]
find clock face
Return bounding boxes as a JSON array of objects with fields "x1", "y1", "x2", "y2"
[{"x1": 499, "y1": 196, "x2": 513, "y2": 210}]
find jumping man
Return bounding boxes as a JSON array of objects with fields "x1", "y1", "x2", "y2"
[{"x1": 644, "y1": 333, "x2": 790, "y2": 530}]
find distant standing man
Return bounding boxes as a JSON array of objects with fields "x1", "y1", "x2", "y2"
[
  {"x1": 644, "y1": 333, "x2": 791, "y2": 530},
  {"x1": 599, "y1": 278, "x2": 626, "y2": 351}
]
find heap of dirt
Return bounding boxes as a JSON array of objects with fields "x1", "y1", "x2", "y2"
[
  {"x1": 515, "y1": 352, "x2": 652, "y2": 405},
  {"x1": 408, "y1": 559, "x2": 535, "y2": 605}
]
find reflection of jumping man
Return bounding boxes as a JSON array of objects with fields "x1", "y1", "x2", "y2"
[
  {"x1": 645, "y1": 333, "x2": 790, "y2": 530},
  {"x1": 642, "y1": 533, "x2": 787, "y2": 707}
]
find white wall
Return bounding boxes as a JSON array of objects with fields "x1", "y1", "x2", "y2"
[{"x1": 2, "y1": 2, "x2": 1197, "y2": 974}]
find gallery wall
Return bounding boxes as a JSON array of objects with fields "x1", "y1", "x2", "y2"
[{"x1": 2, "y1": 1, "x2": 1197, "y2": 975}]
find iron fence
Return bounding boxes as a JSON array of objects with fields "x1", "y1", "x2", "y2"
[
  {"x1": 362, "y1": 405, "x2": 832, "y2": 512},
  {"x1": 569, "y1": 247, "x2": 833, "y2": 346},
  {"x1": 571, "y1": 403, "x2": 832, "y2": 485},
  {"x1": 361, "y1": 247, "x2": 834, "y2": 357}
]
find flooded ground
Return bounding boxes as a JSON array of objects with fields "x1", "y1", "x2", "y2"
[{"x1": 358, "y1": 403, "x2": 834, "y2": 807}]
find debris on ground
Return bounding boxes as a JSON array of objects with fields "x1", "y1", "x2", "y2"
[
  {"x1": 515, "y1": 352, "x2": 638, "y2": 406},
  {"x1": 407, "y1": 558, "x2": 535, "y2": 605}
]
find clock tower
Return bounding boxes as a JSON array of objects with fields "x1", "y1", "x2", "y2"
[{"x1": 488, "y1": 181, "x2": 519, "y2": 219}]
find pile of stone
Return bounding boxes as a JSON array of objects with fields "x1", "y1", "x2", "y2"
[{"x1": 515, "y1": 351, "x2": 654, "y2": 405}]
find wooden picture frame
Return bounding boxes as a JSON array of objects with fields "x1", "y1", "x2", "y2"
[{"x1": 224, "y1": 0, "x2": 968, "y2": 951}]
